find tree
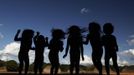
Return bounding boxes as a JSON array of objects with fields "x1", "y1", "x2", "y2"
[
  {"x1": 0, "y1": 60, "x2": 5, "y2": 67},
  {"x1": 6, "y1": 60, "x2": 18, "y2": 72}
]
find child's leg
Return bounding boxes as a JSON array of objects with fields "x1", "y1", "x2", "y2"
[
  {"x1": 54, "y1": 63, "x2": 59, "y2": 75},
  {"x1": 75, "y1": 60, "x2": 80, "y2": 75},
  {"x1": 105, "y1": 56, "x2": 110, "y2": 75},
  {"x1": 70, "y1": 55, "x2": 75, "y2": 75},
  {"x1": 18, "y1": 54, "x2": 24, "y2": 75},
  {"x1": 92, "y1": 52, "x2": 102, "y2": 75},
  {"x1": 112, "y1": 53, "x2": 120, "y2": 75},
  {"x1": 24, "y1": 55, "x2": 29, "y2": 75},
  {"x1": 34, "y1": 61, "x2": 38, "y2": 75},
  {"x1": 39, "y1": 62, "x2": 43, "y2": 75}
]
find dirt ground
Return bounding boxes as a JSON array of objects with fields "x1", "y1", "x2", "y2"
[{"x1": 0, "y1": 72, "x2": 134, "y2": 75}]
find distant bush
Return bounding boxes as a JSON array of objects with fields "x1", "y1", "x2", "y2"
[
  {"x1": 60, "y1": 64, "x2": 69, "y2": 72},
  {"x1": 29, "y1": 63, "x2": 34, "y2": 71},
  {"x1": 6, "y1": 60, "x2": 18, "y2": 72},
  {"x1": 0, "y1": 60, "x2": 5, "y2": 67}
]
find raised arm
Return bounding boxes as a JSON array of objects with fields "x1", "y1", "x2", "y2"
[
  {"x1": 34, "y1": 32, "x2": 40, "y2": 44},
  {"x1": 44, "y1": 37, "x2": 49, "y2": 47},
  {"x1": 14, "y1": 29, "x2": 21, "y2": 41}
]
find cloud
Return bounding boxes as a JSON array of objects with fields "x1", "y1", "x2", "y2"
[
  {"x1": 80, "y1": 55, "x2": 93, "y2": 65},
  {"x1": 127, "y1": 39, "x2": 134, "y2": 46},
  {"x1": 0, "y1": 24, "x2": 3, "y2": 26},
  {"x1": 119, "y1": 49, "x2": 134, "y2": 57},
  {"x1": 129, "y1": 35, "x2": 134, "y2": 38},
  {"x1": 0, "y1": 42, "x2": 20, "y2": 61},
  {"x1": 126, "y1": 35, "x2": 134, "y2": 46},
  {"x1": 0, "y1": 42, "x2": 50, "y2": 64},
  {"x1": 0, "y1": 32, "x2": 4, "y2": 40},
  {"x1": 80, "y1": 8, "x2": 89, "y2": 14},
  {"x1": 118, "y1": 49, "x2": 134, "y2": 65},
  {"x1": 0, "y1": 42, "x2": 134, "y2": 66}
]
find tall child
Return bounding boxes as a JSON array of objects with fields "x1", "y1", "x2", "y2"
[
  {"x1": 63, "y1": 25, "x2": 84, "y2": 75},
  {"x1": 83, "y1": 22, "x2": 103, "y2": 75},
  {"x1": 14, "y1": 29, "x2": 34, "y2": 75}
]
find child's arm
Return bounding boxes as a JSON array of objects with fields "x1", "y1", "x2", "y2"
[
  {"x1": 59, "y1": 42, "x2": 64, "y2": 52},
  {"x1": 14, "y1": 29, "x2": 21, "y2": 41},
  {"x1": 63, "y1": 38, "x2": 69, "y2": 58},
  {"x1": 114, "y1": 36, "x2": 119, "y2": 51},
  {"x1": 81, "y1": 38, "x2": 84, "y2": 61},
  {"x1": 83, "y1": 34, "x2": 89, "y2": 45}
]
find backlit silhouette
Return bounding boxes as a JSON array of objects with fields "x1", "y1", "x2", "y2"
[
  {"x1": 33, "y1": 32, "x2": 48, "y2": 75},
  {"x1": 102, "y1": 23, "x2": 120, "y2": 75},
  {"x1": 83, "y1": 22, "x2": 103, "y2": 75},
  {"x1": 48, "y1": 29, "x2": 65, "y2": 75},
  {"x1": 63, "y1": 25, "x2": 84, "y2": 75},
  {"x1": 14, "y1": 29, "x2": 34, "y2": 75}
]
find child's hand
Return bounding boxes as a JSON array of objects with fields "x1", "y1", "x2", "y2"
[
  {"x1": 82, "y1": 56, "x2": 84, "y2": 61},
  {"x1": 17, "y1": 29, "x2": 21, "y2": 33},
  {"x1": 63, "y1": 54, "x2": 67, "y2": 58}
]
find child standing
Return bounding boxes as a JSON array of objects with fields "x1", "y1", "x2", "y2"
[
  {"x1": 14, "y1": 29, "x2": 34, "y2": 75},
  {"x1": 63, "y1": 25, "x2": 84, "y2": 75},
  {"x1": 33, "y1": 32, "x2": 48, "y2": 75},
  {"x1": 48, "y1": 29, "x2": 65, "y2": 75},
  {"x1": 102, "y1": 23, "x2": 120, "y2": 75}
]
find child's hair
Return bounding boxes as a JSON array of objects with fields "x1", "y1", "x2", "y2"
[
  {"x1": 22, "y1": 29, "x2": 34, "y2": 39},
  {"x1": 38, "y1": 35, "x2": 45, "y2": 42},
  {"x1": 68, "y1": 25, "x2": 81, "y2": 35},
  {"x1": 103, "y1": 23, "x2": 114, "y2": 34},
  {"x1": 88, "y1": 22, "x2": 101, "y2": 33},
  {"x1": 51, "y1": 29, "x2": 65, "y2": 39}
]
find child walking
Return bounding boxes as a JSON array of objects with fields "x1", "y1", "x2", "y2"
[{"x1": 102, "y1": 23, "x2": 120, "y2": 75}]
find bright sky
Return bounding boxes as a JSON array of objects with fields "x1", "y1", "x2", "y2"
[{"x1": 0, "y1": 0, "x2": 134, "y2": 65}]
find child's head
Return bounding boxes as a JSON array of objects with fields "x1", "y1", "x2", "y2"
[
  {"x1": 103, "y1": 23, "x2": 114, "y2": 34},
  {"x1": 88, "y1": 22, "x2": 101, "y2": 33},
  {"x1": 22, "y1": 29, "x2": 34, "y2": 39},
  {"x1": 38, "y1": 35, "x2": 45, "y2": 42},
  {"x1": 52, "y1": 29, "x2": 65, "y2": 39},
  {"x1": 68, "y1": 25, "x2": 81, "y2": 35}
]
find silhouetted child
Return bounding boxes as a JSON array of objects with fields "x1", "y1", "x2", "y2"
[
  {"x1": 14, "y1": 29, "x2": 34, "y2": 75},
  {"x1": 83, "y1": 22, "x2": 103, "y2": 75},
  {"x1": 33, "y1": 32, "x2": 48, "y2": 75},
  {"x1": 63, "y1": 25, "x2": 84, "y2": 75},
  {"x1": 48, "y1": 29, "x2": 65, "y2": 75},
  {"x1": 102, "y1": 23, "x2": 120, "y2": 75}
]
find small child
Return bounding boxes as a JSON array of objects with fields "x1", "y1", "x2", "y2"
[
  {"x1": 14, "y1": 29, "x2": 34, "y2": 75},
  {"x1": 33, "y1": 32, "x2": 48, "y2": 75},
  {"x1": 102, "y1": 23, "x2": 120, "y2": 75},
  {"x1": 48, "y1": 29, "x2": 65, "y2": 75}
]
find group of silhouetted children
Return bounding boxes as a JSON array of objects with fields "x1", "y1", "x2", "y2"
[{"x1": 14, "y1": 22, "x2": 120, "y2": 75}]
